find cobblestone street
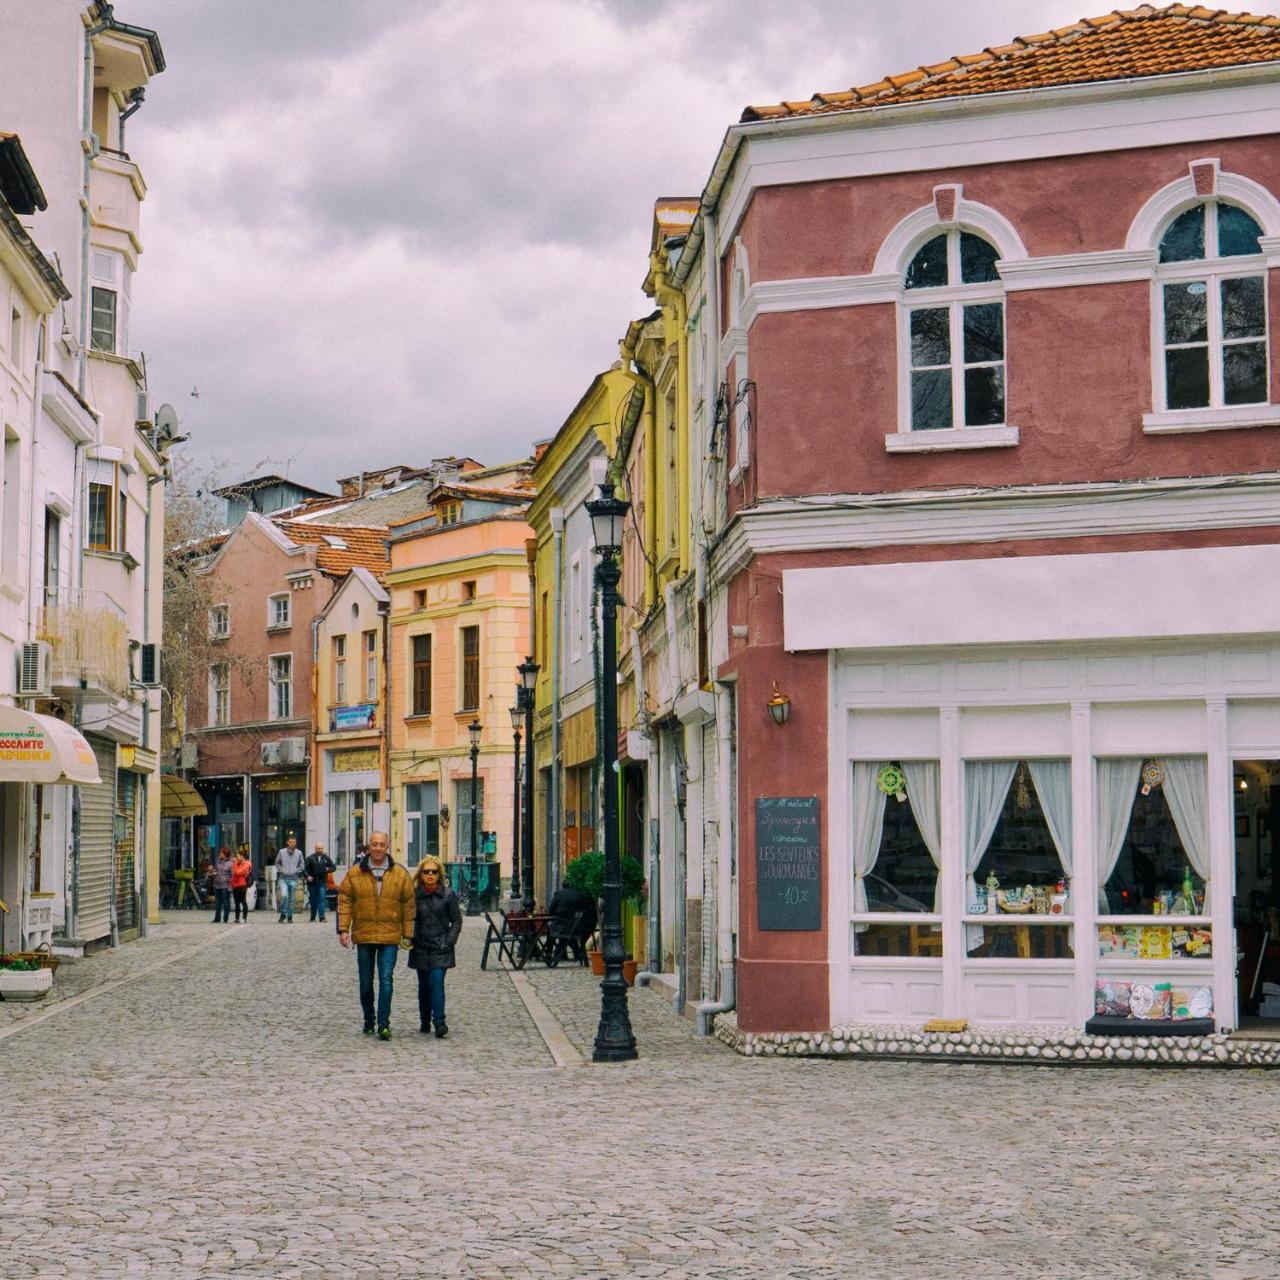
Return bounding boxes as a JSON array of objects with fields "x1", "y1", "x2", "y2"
[{"x1": 1, "y1": 912, "x2": 1277, "y2": 1279}]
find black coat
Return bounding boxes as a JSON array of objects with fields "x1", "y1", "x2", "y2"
[
  {"x1": 408, "y1": 883, "x2": 463, "y2": 971},
  {"x1": 547, "y1": 885, "x2": 596, "y2": 941}
]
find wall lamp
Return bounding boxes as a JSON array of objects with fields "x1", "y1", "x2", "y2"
[{"x1": 767, "y1": 682, "x2": 791, "y2": 726}]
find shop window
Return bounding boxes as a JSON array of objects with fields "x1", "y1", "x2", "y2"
[
  {"x1": 405, "y1": 781, "x2": 440, "y2": 863},
  {"x1": 455, "y1": 778, "x2": 484, "y2": 859},
  {"x1": 1097, "y1": 758, "x2": 1208, "y2": 915}
]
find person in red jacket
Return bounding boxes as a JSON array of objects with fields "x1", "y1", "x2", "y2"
[{"x1": 230, "y1": 846, "x2": 254, "y2": 923}]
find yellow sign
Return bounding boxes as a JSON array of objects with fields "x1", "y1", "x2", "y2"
[
  {"x1": 258, "y1": 774, "x2": 306, "y2": 792},
  {"x1": 562, "y1": 706, "x2": 596, "y2": 768},
  {"x1": 333, "y1": 748, "x2": 379, "y2": 773}
]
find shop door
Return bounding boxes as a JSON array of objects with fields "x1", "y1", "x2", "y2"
[
  {"x1": 77, "y1": 738, "x2": 116, "y2": 944},
  {"x1": 1235, "y1": 760, "x2": 1279, "y2": 1025},
  {"x1": 114, "y1": 771, "x2": 137, "y2": 931}
]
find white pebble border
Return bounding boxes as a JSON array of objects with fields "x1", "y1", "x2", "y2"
[{"x1": 712, "y1": 1012, "x2": 1280, "y2": 1068}]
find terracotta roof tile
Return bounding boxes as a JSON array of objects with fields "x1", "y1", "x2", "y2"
[
  {"x1": 741, "y1": 6, "x2": 1280, "y2": 121},
  {"x1": 275, "y1": 520, "x2": 390, "y2": 581}
]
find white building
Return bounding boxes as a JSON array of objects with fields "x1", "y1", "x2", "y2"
[{"x1": 0, "y1": 2, "x2": 169, "y2": 951}]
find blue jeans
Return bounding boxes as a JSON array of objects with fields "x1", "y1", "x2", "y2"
[
  {"x1": 357, "y1": 943, "x2": 398, "y2": 1029},
  {"x1": 416, "y1": 967, "x2": 447, "y2": 1029},
  {"x1": 308, "y1": 880, "x2": 326, "y2": 920},
  {"x1": 278, "y1": 875, "x2": 297, "y2": 918},
  {"x1": 212, "y1": 887, "x2": 231, "y2": 922}
]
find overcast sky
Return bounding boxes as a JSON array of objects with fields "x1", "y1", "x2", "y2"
[{"x1": 123, "y1": 0, "x2": 1109, "y2": 490}]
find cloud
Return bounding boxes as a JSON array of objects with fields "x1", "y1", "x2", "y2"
[{"x1": 121, "y1": 0, "x2": 1098, "y2": 486}]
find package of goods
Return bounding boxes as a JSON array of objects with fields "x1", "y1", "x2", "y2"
[
  {"x1": 1139, "y1": 927, "x2": 1173, "y2": 960},
  {"x1": 1171, "y1": 927, "x2": 1212, "y2": 959},
  {"x1": 1095, "y1": 979, "x2": 1132, "y2": 1017},
  {"x1": 1121, "y1": 926, "x2": 1144, "y2": 957},
  {"x1": 1129, "y1": 981, "x2": 1172, "y2": 1019},
  {"x1": 1169, "y1": 986, "x2": 1211, "y2": 1019}
]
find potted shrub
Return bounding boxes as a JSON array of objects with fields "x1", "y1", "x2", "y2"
[
  {"x1": 565, "y1": 850, "x2": 645, "y2": 982},
  {"x1": 0, "y1": 954, "x2": 54, "y2": 1001}
]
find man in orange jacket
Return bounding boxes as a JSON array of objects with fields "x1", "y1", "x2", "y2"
[{"x1": 337, "y1": 831, "x2": 415, "y2": 1040}]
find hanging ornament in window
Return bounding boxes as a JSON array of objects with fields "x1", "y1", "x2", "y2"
[
  {"x1": 876, "y1": 764, "x2": 907, "y2": 802},
  {"x1": 1140, "y1": 760, "x2": 1165, "y2": 796},
  {"x1": 1014, "y1": 762, "x2": 1032, "y2": 811}
]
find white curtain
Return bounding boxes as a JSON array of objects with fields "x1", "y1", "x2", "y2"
[
  {"x1": 901, "y1": 761, "x2": 942, "y2": 912},
  {"x1": 964, "y1": 762, "x2": 1018, "y2": 929},
  {"x1": 851, "y1": 762, "x2": 888, "y2": 919},
  {"x1": 1162, "y1": 756, "x2": 1210, "y2": 910},
  {"x1": 1095, "y1": 759, "x2": 1141, "y2": 912},
  {"x1": 1028, "y1": 760, "x2": 1073, "y2": 881}
]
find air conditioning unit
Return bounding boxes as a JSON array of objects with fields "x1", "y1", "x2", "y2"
[
  {"x1": 18, "y1": 641, "x2": 51, "y2": 697},
  {"x1": 260, "y1": 741, "x2": 282, "y2": 767},
  {"x1": 178, "y1": 739, "x2": 198, "y2": 770},
  {"x1": 279, "y1": 736, "x2": 307, "y2": 765},
  {"x1": 135, "y1": 388, "x2": 152, "y2": 426},
  {"x1": 138, "y1": 642, "x2": 160, "y2": 687}
]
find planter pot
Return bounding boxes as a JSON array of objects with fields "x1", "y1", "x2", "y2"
[
  {"x1": 0, "y1": 967, "x2": 53, "y2": 1001},
  {"x1": 588, "y1": 949, "x2": 604, "y2": 976},
  {"x1": 622, "y1": 958, "x2": 638, "y2": 987}
]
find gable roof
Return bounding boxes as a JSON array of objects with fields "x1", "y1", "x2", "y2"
[
  {"x1": 742, "y1": 6, "x2": 1280, "y2": 121},
  {"x1": 274, "y1": 520, "x2": 390, "y2": 580}
]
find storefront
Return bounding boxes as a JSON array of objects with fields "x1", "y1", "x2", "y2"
[
  {"x1": 254, "y1": 773, "x2": 306, "y2": 869},
  {"x1": 194, "y1": 775, "x2": 247, "y2": 866},
  {"x1": 775, "y1": 543, "x2": 1280, "y2": 1036}
]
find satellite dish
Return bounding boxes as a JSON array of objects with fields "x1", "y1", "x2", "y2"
[{"x1": 154, "y1": 403, "x2": 180, "y2": 441}]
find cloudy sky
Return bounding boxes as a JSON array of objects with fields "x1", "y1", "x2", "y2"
[{"x1": 123, "y1": 0, "x2": 1102, "y2": 489}]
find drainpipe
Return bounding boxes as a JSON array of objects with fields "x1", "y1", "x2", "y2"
[
  {"x1": 80, "y1": 12, "x2": 110, "y2": 398},
  {"x1": 138, "y1": 468, "x2": 163, "y2": 937},
  {"x1": 696, "y1": 681, "x2": 736, "y2": 1034},
  {"x1": 549, "y1": 507, "x2": 564, "y2": 894},
  {"x1": 673, "y1": 744, "x2": 687, "y2": 1015}
]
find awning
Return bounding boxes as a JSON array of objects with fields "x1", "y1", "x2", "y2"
[
  {"x1": 160, "y1": 774, "x2": 207, "y2": 818},
  {"x1": 0, "y1": 705, "x2": 100, "y2": 784}
]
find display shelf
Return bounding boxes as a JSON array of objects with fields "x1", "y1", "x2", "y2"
[
  {"x1": 962, "y1": 915, "x2": 1073, "y2": 925},
  {"x1": 1096, "y1": 916, "x2": 1210, "y2": 926}
]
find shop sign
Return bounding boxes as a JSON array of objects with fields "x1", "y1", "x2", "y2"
[
  {"x1": 333, "y1": 747, "x2": 379, "y2": 773},
  {"x1": 258, "y1": 774, "x2": 306, "y2": 792},
  {"x1": 755, "y1": 796, "x2": 821, "y2": 931},
  {"x1": 332, "y1": 703, "x2": 377, "y2": 732}
]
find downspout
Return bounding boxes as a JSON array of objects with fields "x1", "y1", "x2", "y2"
[
  {"x1": 549, "y1": 507, "x2": 564, "y2": 895},
  {"x1": 696, "y1": 681, "x2": 736, "y2": 1034},
  {"x1": 80, "y1": 12, "x2": 110, "y2": 398},
  {"x1": 651, "y1": 266, "x2": 690, "y2": 575},
  {"x1": 25, "y1": 320, "x2": 46, "y2": 639},
  {"x1": 138, "y1": 467, "x2": 163, "y2": 937}
]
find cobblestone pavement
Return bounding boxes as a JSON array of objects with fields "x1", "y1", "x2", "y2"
[{"x1": 2, "y1": 911, "x2": 1279, "y2": 1278}]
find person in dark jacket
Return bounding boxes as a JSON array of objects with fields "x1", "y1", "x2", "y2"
[
  {"x1": 546, "y1": 883, "x2": 596, "y2": 963},
  {"x1": 305, "y1": 844, "x2": 335, "y2": 922},
  {"x1": 408, "y1": 856, "x2": 463, "y2": 1038}
]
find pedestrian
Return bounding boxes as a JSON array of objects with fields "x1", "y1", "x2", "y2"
[
  {"x1": 211, "y1": 847, "x2": 233, "y2": 923},
  {"x1": 336, "y1": 830, "x2": 414, "y2": 1040},
  {"x1": 305, "y1": 843, "x2": 335, "y2": 922},
  {"x1": 275, "y1": 836, "x2": 304, "y2": 923},
  {"x1": 264, "y1": 844, "x2": 279, "y2": 913},
  {"x1": 230, "y1": 845, "x2": 254, "y2": 922},
  {"x1": 408, "y1": 855, "x2": 463, "y2": 1038}
]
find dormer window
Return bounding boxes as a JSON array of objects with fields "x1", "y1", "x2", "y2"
[{"x1": 439, "y1": 501, "x2": 461, "y2": 526}]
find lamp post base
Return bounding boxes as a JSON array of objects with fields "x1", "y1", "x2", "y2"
[{"x1": 592, "y1": 976, "x2": 638, "y2": 1062}]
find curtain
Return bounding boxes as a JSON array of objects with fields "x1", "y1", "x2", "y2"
[
  {"x1": 1028, "y1": 760, "x2": 1073, "y2": 881},
  {"x1": 851, "y1": 762, "x2": 888, "y2": 919},
  {"x1": 964, "y1": 762, "x2": 1017, "y2": 948},
  {"x1": 901, "y1": 761, "x2": 942, "y2": 912},
  {"x1": 1095, "y1": 759, "x2": 1141, "y2": 912},
  {"x1": 1162, "y1": 756, "x2": 1210, "y2": 911}
]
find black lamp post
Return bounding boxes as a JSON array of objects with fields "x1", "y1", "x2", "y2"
[
  {"x1": 585, "y1": 473, "x2": 637, "y2": 1062},
  {"x1": 466, "y1": 719, "x2": 482, "y2": 916},
  {"x1": 509, "y1": 701, "x2": 522, "y2": 901},
  {"x1": 518, "y1": 657, "x2": 539, "y2": 914}
]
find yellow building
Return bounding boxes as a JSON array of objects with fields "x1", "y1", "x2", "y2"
[{"x1": 386, "y1": 469, "x2": 534, "y2": 891}]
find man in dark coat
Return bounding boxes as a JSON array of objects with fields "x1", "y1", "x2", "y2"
[
  {"x1": 408, "y1": 858, "x2": 463, "y2": 1037},
  {"x1": 305, "y1": 843, "x2": 335, "y2": 922},
  {"x1": 546, "y1": 883, "x2": 596, "y2": 964}
]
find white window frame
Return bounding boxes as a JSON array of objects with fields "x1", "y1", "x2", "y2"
[
  {"x1": 569, "y1": 552, "x2": 583, "y2": 664},
  {"x1": 90, "y1": 249, "x2": 128, "y2": 355},
  {"x1": 364, "y1": 629, "x2": 378, "y2": 701},
  {"x1": 268, "y1": 653, "x2": 293, "y2": 721},
  {"x1": 1146, "y1": 200, "x2": 1272, "y2": 431},
  {"x1": 208, "y1": 603, "x2": 229, "y2": 640},
  {"x1": 333, "y1": 634, "x2": 347, "y2": 705},
  {"x1": 268, "y1": 592, "x2": 291, "y2": 630},
  {"x1": 209, "y1": 662, "x2": 230, "y2": 727}
]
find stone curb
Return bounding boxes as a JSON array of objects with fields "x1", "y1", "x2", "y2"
[{"x1": 712, "y1": 1011, "x2": 1280, "y2": 1068}]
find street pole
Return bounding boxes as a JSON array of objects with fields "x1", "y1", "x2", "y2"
[
  {"x1": 522, "y1": 668, "x2": 538, "y2": 914},
  {"x1": 586, "y1": 480, "x2": 637, "y2": 1063},
  {"x1": 509, "y1": 702, "x2": 522, "y2": 901},
  {"x1": 467, "y1": 720, "x2": 481, "y2": 916}
]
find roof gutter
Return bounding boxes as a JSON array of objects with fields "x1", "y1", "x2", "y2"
[{"x1": 672, "y1": 58, "x2": 1280, "y2": 285}]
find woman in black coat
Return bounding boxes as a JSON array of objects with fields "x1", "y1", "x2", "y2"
[{"x1": 408, "y1": 856, "x2": 463, "y2": 1037}]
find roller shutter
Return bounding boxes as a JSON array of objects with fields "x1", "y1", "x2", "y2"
[{"x1": 77, "y1": 737, "x2": 116, "y2": 944}]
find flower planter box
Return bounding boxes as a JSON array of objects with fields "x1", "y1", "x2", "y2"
[{"x1": 0, "y1": 967, "x2": 54, "y2": 1001}]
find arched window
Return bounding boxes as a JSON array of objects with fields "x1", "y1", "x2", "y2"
[
  {"x1": 902, "y1": 229, "x2": 1005, "y2": 431},
  {"x1": 1157, "y1": 200, "x2": 1267, "y2": 412}
]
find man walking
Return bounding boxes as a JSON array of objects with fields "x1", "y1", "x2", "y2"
[
  {"x1": 276, "y1": 836, "x2": 305, "y2": 923},
  {"x1": 337, "y1": 831, "x2": 414, "y2": 1040},
  {"x1": 305, "y1": 843, "x2": 335, "y2": 922}
]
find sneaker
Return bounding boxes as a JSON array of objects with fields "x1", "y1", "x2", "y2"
[
  {"x1": 434, "y1": 1023, "x2": 449, "y2": 1039},
  {"x1": 362, "y1": 1024, "x2": 375, "y2": 1036},
  {"x1": 378, "y1": 1026, "x2": 392, "y2": 1041},
  {"x1": 278, "y1": 915, "x2": 285, "y2": 923},
  {"x1": 419, "y1": 1024, "x2": 431, "y2": 1035}
]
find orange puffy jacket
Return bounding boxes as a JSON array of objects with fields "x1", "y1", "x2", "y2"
[{"x1": 230, "y1": 857, "x2": 254, "y2": 890}]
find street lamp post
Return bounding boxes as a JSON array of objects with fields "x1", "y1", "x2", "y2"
[
  {"x1": 518, "y1": 658, "x2": 539, "y2": 914},
  {"x1": 585, "y1": 473, "x2": 637, "y2": 1062},
  {"x1": 508, "y1": 701, "x2": 523, "y2": 901},
  {"x1": 466, "y1": 719, "x2": 482, "y2": 917}
]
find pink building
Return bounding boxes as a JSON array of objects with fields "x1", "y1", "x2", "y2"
[{"x1": 698, "y1": 11, "x2": 1280, "y2": 1040}]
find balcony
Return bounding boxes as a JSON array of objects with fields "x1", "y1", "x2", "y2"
[
  {"x1": 38, "y1": 589, "x2": 130, "y2": 699},
  {"x1": 90, "y1": 150, "x2": 145, "y2": 249}
]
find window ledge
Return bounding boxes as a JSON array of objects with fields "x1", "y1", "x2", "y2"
[
  {"x1": 404, "y1": 713, "x2": 433, "y2": 723},
  {"x1": 885, "y1": 424, "x2": 1019, "y2": 453},
  {"x1": 1142, "y1": 404, "x2": 1280, "y2": 434},
  {"x1": 266, "y1": 623, "x2": 292, "y2": 634}
]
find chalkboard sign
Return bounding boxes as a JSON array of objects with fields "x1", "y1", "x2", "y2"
[{"x1": 755, "y1": 796, "x2": 821, "y2": 931}]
